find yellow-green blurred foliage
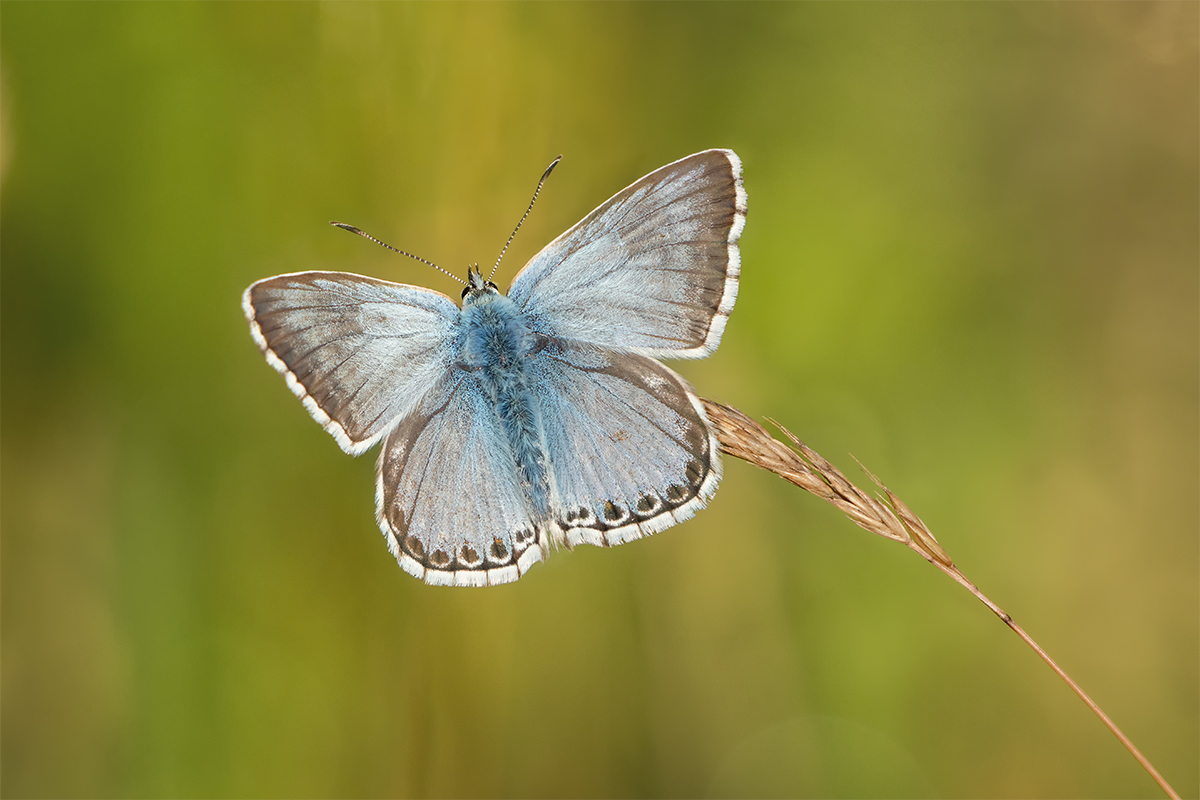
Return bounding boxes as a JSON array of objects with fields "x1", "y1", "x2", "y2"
[{"x1": 2, "y1": 3, "x2": 1196, "y2": 797}]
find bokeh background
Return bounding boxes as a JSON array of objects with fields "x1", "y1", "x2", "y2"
[{"x1": 2, "y1": 3, "x2": 1196, "y2": 798}]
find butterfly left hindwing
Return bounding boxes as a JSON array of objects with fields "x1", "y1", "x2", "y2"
[{"x1": 375, "y1": 368, "x2": 549, "y2": 587}]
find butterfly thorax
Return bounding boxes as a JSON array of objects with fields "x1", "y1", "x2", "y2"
[
  {"x1": 460, "y1": 287, "x2": 553, "y2": 518},
  {"x1": 460, "y1": 286, "x2": 527, "y2": 369}
]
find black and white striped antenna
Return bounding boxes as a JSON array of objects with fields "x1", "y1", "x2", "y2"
[
  {"x1": 329, "y1": 221, "x2": 465, "y2": 285},
  {"x1": 488, "y1": 155, "x2": 562, "y2": 282}
]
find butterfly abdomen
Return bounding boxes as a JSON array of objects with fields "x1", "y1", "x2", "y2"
[{"x1": 461, "y1": 292, "x2": 553, "y2": 519}]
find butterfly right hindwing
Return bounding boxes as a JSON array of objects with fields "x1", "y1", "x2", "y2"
[{"x1": 528, "y1": 339, "x2": 721, "y2": 549}]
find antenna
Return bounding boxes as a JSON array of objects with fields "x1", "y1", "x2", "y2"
[
  {"x1": 488, "y1": 155, "x2": 562, "y2": 281},
  {"x1": 329, "y1": 222, "x2": 465, "y2": 285}
]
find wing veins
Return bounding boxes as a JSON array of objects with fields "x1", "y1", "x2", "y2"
[
  {"x1": 261, "y1": 320, "x2": 356, "y2": 342},
  {"x1": 259, "y1": 314, "x2": 430, "y2": 342},
  {"x1": 306, "y1": 339, "x2": 373, "y2": 393},
  {"x1": 611, "y1": 177, "x2": 729, "y2": 237},
  {"x1": 398, "y1": 378, "x2": 469, "y2": 548},
  {"x1": 288, "y1": 330, "x2": 359, "y2": 365}
]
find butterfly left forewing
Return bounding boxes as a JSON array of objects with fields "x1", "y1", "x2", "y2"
[
  {"x1": 244, "y1": 272, "x2": 459, "y2": 455},
  {"x1": 527, "y1": 340, "x2": 721, "y2": 548}
]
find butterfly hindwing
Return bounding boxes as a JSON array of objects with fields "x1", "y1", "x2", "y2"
[
  {"x1": 508, "y1": 149, "x2": 745, "y2": 359},
  {"x1": 529, "y1": 339, "x2": 721, "y2": 548},
  {"x1": 243, "y1": 272, "x2": 459, "y2": 454},
  {"x1": 375, "y1": 369, "x2": 548, "y2": 587}
]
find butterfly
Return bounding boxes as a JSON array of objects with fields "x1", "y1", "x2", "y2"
[{"x1": 243, "y1": 149, "x2": 746, "y2": 586}]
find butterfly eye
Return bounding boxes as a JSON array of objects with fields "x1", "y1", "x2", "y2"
[{"x1": 461, "y1": 285, "x2": 471, "y2": 299}]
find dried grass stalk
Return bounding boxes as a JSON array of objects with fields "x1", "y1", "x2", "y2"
[{"x1": 702, "y1": 399, "x2": 1180, "y2": 800}]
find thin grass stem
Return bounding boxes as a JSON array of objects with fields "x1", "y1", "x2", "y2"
[{"x1": 701, "y1": 399, "x2": 1180, "y2": 800}]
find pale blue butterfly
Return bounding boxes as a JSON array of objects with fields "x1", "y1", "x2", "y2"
[{"x1": 243, "y1": 150, "x2": 746, "y2": 586}]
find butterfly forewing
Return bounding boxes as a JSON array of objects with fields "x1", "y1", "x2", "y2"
[
  {"x1": 243, "y1": 272, "x2": 459, "y2": 454},
  {"x1": 508, "y1": 149, "x2": 745, "y2": 359}
]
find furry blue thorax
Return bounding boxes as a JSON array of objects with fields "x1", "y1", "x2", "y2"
[{"x1": 460, "y1": 285, "x2": 552, "y2": 517}]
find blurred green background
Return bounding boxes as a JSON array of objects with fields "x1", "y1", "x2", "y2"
[{"x1": 2, "y1": 3, "x2": 1196, "y2": 798}]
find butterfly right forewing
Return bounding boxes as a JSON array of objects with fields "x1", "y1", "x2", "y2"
[{"x1": 507, "y1": 149, "x2": 745, "y2": 360}]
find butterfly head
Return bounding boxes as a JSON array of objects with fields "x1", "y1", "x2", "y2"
[{"x1": 462, "y1": 264, "x2": 500, "y2": 302}]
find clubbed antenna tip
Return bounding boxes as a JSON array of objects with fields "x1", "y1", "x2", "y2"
[{"x1": 489, "y1": 155, "x2": 563, "y2": 281}]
